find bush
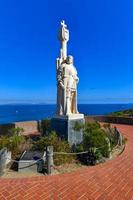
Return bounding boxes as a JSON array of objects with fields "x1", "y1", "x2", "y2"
[
  {"x1": 40, "y1": 119, "x2": 51, "y2": 135},
  {"x1": 9, "y1": 127, "x2": 24, "y2": 136},
  {"x1": 0, "y1": 133, "x2": 25, "y2": 157},
  {"x1": 84, "y1": 128, "x2": 109, "y2": 158},
  {"x1": 9, "y1": 133, "x2": 25, "y2": 156},
  {"x1": 75, "y1": 122, "x2": 111, "y2": 164},
  {"x1": 0, "y1": 136, "x2": 11, "y2": 150},
  {"x1": 32, "y1": 132, "x2": 75, "y2": 165},
  {"x1": 84, "y1": 121, "x2": 100, "y2": 133}
]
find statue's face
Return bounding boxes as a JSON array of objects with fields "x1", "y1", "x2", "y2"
[{"x1": 67, "y1": 56, "x2": 73, "y2": 64}]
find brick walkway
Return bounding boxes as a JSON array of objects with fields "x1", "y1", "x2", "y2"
[{"x1": 0, "y1": 124, "x2": 133, "y2": 200}]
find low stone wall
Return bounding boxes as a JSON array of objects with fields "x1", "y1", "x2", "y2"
[
  {"x1": 85, "y1": 116, "x2": 133, "y2": 125},
  {"x1": 14, "y1": 121, "x2": 40, "y2": 136},
  {"x1": 0, "y1": 121, "x2": 40, "y2": 136},
  {"x1": 0, "y1": 116, "x2": 133, "y2": 136}
]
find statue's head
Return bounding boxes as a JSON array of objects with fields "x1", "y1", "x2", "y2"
[{"x1": 66, "y1": 55, "x2": 73, "y2": 64}]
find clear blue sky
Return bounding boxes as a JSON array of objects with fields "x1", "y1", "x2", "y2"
[{"x1": 0, "y1": 0, "x2": 133, "y2": 104}]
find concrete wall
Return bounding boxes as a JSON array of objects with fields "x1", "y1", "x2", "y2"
[
  {"x1": 0, "y1": 121, "x2": 40, "y2": 136},
  {"x1": 14, "y1": 121, "x2": 39, "y2": 136}
]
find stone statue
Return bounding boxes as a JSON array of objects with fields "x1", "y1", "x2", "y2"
[
  {"x1": 56, "y1": 20, "x2": 79, "y2": 116},
  {"x1": 51, "y1": 20, "x2": 84, "y2": 145}
]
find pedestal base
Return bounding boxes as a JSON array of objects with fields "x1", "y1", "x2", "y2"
[{"x1": 51, "y1": 114, "x2": 85, "y2": 145}]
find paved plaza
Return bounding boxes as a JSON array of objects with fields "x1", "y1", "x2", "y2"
[{"x1": 0, "y1": 124, "x2": 133, "y2": 200}]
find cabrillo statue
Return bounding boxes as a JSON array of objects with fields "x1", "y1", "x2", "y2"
[
  {"x1": 51, "y1": 20, "x2": 84, "y2": 145},
  {"x1": 56, "y1": 20, "x2": 79, "y2": 116}
]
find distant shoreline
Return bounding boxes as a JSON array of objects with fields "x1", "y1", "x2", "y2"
[
  {"x1": 0, "y1": 103, "x2": 133, "y2": 106},
  {"x1": 0, "y1": 104, "x2": 133, "y2": 124}
]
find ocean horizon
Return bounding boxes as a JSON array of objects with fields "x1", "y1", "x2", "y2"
[{"x1": 0, "y1": 103, "x2": 133, "y2": 124}]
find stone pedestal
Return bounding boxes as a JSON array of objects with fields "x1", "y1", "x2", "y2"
[{"x1": 51, "y1": 114, "x2": 84, "y2": 145}]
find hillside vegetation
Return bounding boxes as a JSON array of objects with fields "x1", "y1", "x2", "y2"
[{"x1": 110, "y1": 109, "x2": 133, "y2": 117}]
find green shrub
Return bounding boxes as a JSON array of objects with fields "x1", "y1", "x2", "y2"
[
  {"x1": 75, "y1": 143, "x2": 84, "y2": 152},
  {"x1": 32, "y1": 132, "x2": 75, "y2": 165},
  {"x1": 9, "y1": 127, "x2": 24, "y2": 136},
  {"x1": 9, "y1": 133, "x2": 25, "y2": 156},
  {"x1": 75, "y1": 122, "x2": 111, "y2": 164},
  {"x1": 83, "y1": 128, "x2": 109, "y2": 158},
  {"x1": 84, "y1": 121, "x2": 100, "y2": 133},
  {"x1": 40, "y1": 119, "x2": 51, "y2": 135},
  {"x1": 0, "y1": 133, "x2": 25, "y2": 157},
  {"x1": 0, "y1": 136, "x2": 11, "y2": 150}
]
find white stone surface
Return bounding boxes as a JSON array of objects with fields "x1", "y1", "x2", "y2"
[
  {"x1": 53, "y1": 113, "x2": 84, "y2": 120},
  {"x1": 6, "y1": 151, "x2": 11, "y2": 165},
  {"x1": 56, "y1": 20, "x2": 83, "y2": 118}
]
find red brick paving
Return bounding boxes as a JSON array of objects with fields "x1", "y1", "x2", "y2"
[{"x1": 0, "y1": 124, "x2": 133, "y2": 200}]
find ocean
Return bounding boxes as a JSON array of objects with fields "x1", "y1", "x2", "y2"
[{"x1": 0, "y1": 104, "x2": 133, "y2": 124}]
